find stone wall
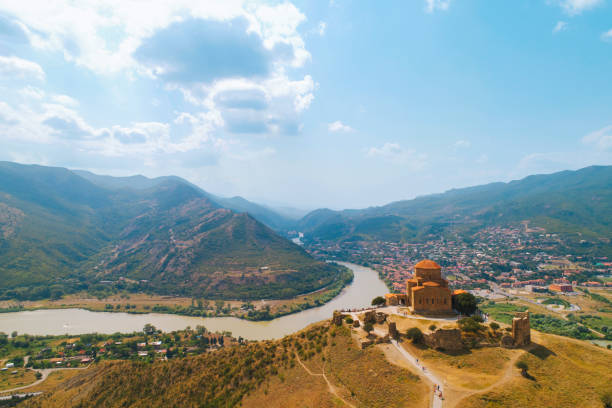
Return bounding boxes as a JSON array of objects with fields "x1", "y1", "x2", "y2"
[
  {"x1": 332, "y1": 311, "x2": 343, "y2": 326},
  {"x1": 364, "y1": 310, "x2": 387, "y2": 324},
  {"x1": 423, "y1": 328, "x2": 463, "y2": 351},
  {"x1": 512, "y1": 312, "x2": 531, "y2": 346}
]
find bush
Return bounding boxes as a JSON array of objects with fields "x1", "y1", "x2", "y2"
[
  {"x1": 489, "y1": 322, "x2": 500, "y2": 331},
  {"x1": 406, "y1": 327, "x2": 424, "y2": 344},
  {"x1": 363, "y1": 322, "x2": 374, "y2": 334},
  {"x1": 453, "y1": 293, "x2": 478, "y2": 315},
  {"x1": 344, "y1": 317, "x2": 353, "y2": 324},
  {"x1": 428, "y1": 324, "x2": 437, "y2": 331},
  {"x1": 371, "y1": 296, "x2": 386, "y2": 306},
  {"x1": 458, "y1": 317, "x2": 484, "y2": 333}
]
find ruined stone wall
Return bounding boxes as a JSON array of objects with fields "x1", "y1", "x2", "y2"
[
  {"x1": 332, "y1": 311, "x2": 343, "y2": 326},
  {"x1": 512, "y1": 312, "x2": 531, "y2": 346},
  {"x1": 423, "y1": 328, "x2": 463, "y2": 351},
  {"x1": 364, "y1": 310, "x2": 387, "y2": 324}
]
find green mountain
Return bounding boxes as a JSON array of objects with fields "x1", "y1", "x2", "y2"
[
  {"x1": 0, "y1": 162, "x2": 343, "y2": 301},
  {"x1": 297, "y1": 165, "x2": 612, "y2": 243},
  {"x1": 74, "y1": 169, "x2": 294, "y2": 230}
]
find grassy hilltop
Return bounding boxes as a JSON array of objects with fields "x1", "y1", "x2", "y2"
[{"x1": 14, "y1": 318, "x2": 612, "y2": 408}]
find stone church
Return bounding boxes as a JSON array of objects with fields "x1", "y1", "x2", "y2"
[{"x1": 385, "y1": 259, "x2": 453, "y2": 314}]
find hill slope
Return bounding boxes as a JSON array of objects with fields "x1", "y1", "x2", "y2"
[
  {"x1": 297, "y1": 165, "x2": 612, "y2": 243},
  {"x1": 0, "y1": 162, "x2": 343, "y2": 301}
]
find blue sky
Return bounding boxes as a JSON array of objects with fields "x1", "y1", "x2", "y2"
[{"x1": 0, "y1": 0, "x2": 610, "y2": 210}]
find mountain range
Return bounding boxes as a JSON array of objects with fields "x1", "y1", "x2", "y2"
[
  {"x1": 1, "y1": 162, "x2": 610, "y2": 301},
  {"x1": 293, "y1": 165, "x2": 612, "y2": 244},
  {"x1": 0, "y1": 162, "x2": 343, "y2": 301}
]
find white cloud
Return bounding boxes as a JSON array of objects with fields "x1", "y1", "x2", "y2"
[
  {"x1": 19, "y1": 86, "x2": 45, "y2": 100},
  {"x1": 553, "y1": 21, "x2": 568, "y2": 33},
  {"x1": 0, "y1": 56, "x2": 45, "y2": 81},
  {"x1": 366, "y1": 142, "x2": 426, "y2": 169},
  {"x1": 51, "y1": 94, "x2": 79, "y2": 108},
  {"x1": 601, "y1": 28, "x2": 612, "y2": 41},
  {"x1": 454, "y1": 139, "x2": 471, "y2": 148},
  {"x1": 556, "y1": 0, "x2": 603, "y2": 15},
  {"x1": 328, "y1": 121, "x2": 353, "y2": 133},
  {"x1": 476, "y1": 154, "x2": 488, "y2": 164},
  {"x1": 582, "y1": 125, "x2": 612, "y2": 150},
  {"x1": 0, "y1": 1, "x2": 310, "y2": 75},
  {"x1": 317, "y1": 21, "x2": 327, "y2": 36},
  {"x1": 425, "y1": 0, "x2": 451, "y2": 13}
]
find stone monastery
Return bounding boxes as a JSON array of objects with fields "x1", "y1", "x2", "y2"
[{"x1": 385, "y1": 259, "x2": 453, "y2": 314}]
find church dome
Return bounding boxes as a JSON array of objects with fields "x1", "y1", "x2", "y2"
[{"x1": 414, "y1": 259, "x2": 441, "y2": 270}]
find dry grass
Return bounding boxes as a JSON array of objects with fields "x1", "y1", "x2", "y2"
[
  {"x1": 0, "y1": 368, "x2": 37, "y2": 391},
  {"x1": 243, "y1": 324, "x2": 429, "y2": 408},
  {"x1": 458, "y1": 331, "x2": 612, "y2": 408},
  {"x1": 404, "y1": 342, "x2": 521, "y2": 390}
]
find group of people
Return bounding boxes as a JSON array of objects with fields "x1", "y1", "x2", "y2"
[{"x1": 433, "y1": 384, "x2": 444, "y2": 400}]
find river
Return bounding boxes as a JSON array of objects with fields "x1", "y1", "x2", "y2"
[{"x1": 0, "y1": 263, "x2": 387, "y2": 341}]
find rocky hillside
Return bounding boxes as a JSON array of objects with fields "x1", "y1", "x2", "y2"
[{"x1": 0, "y1": 162, "x2": 343, "y2": 301}]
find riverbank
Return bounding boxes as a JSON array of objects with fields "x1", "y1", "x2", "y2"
[
  {"x1": 0, "y1": 265, "x2": 353, "y2": 323},
  {"x1": 0, "y1": 263, "x2": 388, "y2": 340}
]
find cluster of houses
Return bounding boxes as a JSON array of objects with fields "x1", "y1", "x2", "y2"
[{"x1": 307, "y1": 224, "x2": 612, "y2": 296}]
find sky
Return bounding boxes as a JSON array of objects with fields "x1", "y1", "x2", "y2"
[{"x1": 0, "y1": 0, "x2": 611, "y2": 210}]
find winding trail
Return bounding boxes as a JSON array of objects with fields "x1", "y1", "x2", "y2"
[
  {"x1": 0, "y1": 358, "x2": 91, "y2": 395},
  {"x1": 347, "y1": 311, "x2": 444, "y2": 408},
  {"x1": 294, "y1": 353, "x2": 356, "y2": 408}
]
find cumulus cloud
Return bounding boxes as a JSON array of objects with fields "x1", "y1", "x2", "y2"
[
  {"x1": 553, "y1": 21, "x2": 568, "y2": 33},
  {"x1": 556, "y1": 0, "x2": 603, "y2": 15},
  {"x1": 0, "y1": 56, "x2": 45, "y2": 81},
  {"x1": 0, "y1": 1, "x2": 310, "y2": 75},
  {"x1": 133, "y1": 17, "x2": 275, "y2": 83},
  {"x1": 328, "y1": 121, "x2": 353, "y2": 133},
  {"x1": 366, "y1": 142, "x2": 426, "y2": 169},
  {"x1": 425, "y1": 0, "x2": 451, "y2": 13},
  {"x1": 582, "y1": 125, "x2": 612, "y2": 150}
]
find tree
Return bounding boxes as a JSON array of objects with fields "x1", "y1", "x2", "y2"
[
  {"x1": 406, "y1": 327, "x2": 424, "y2": 344},
  {"x1": 428, "y1": 324, "x2": 437, "y2": 331},
  {"x1": 489, "y1": 322, "x2": 500, "y2": 332},
  {"x1": 371, "y1": 296, "x2": 386, "y2": 307},
  {"x1": 453, "y1": 293, "x2": 478, "y2": 315},
  {"x1": 143, "y1": 324, "x2": 156, "y2": 335},
  {"x1": 363, "y1": 322, "x2": 374, "y2": 334}
]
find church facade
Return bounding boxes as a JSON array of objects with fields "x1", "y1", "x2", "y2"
[{"x1": 385, "y1": 259, "x2": 453, "y2": 314}]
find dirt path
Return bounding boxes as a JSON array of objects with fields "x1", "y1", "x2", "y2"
[
  {"x1": 347, "y1": 311, "x2": 444, "y2": 408},
  {"x1": 0, "y1": 365, "x2": 91, "y2": 395},
  {"x1": 294, "y1": 353, "x2": 356, "y2": 408},
  {"x1": 445, "y1": 349, "x2": 525, "y2": 408}
]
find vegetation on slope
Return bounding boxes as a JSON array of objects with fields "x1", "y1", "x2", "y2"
[
  {"x1": 0, "y1": 162, "x2": 345, "y2": 303},
  {"x1": 459, "y1": 333, "x2": 612, "y2": 408},
  {"x1": 23, "y1": 323, "x2": 427, "y2": 408},
  {"x1": 297, "y1": 166, "x2": 612, "y2": 248}
]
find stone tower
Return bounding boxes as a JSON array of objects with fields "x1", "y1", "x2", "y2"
[{"x1": 512, "y1": 311, "x2": 531, "y2": 346}]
